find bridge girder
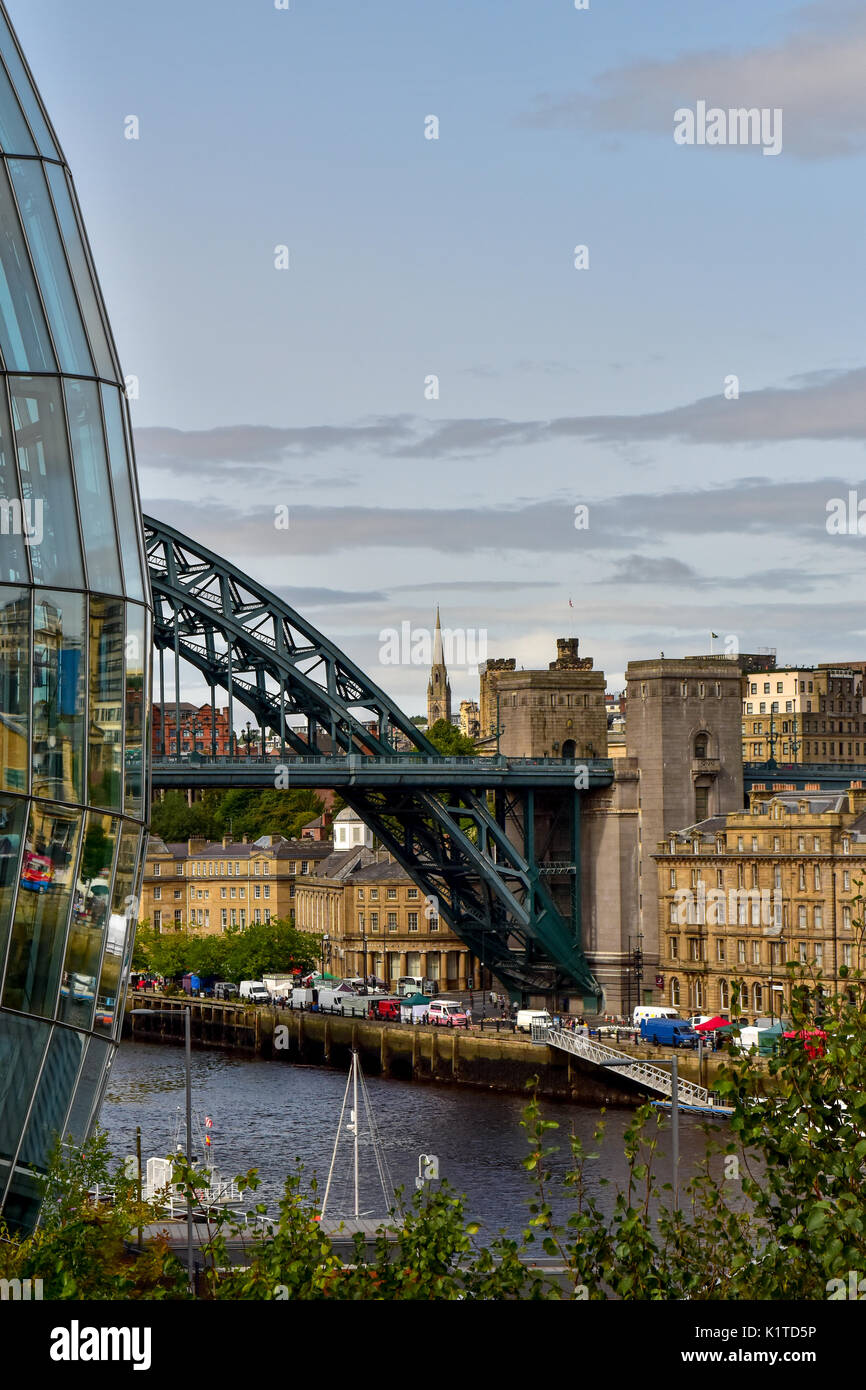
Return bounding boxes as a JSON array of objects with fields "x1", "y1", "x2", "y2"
[{"x1": 144, "y1": 515, "x2": 604, "y2": 1001}]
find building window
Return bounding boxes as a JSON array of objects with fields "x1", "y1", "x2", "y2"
[
  {"x1": 153, "y1": 863, "x2": 161, "y2": 877},
  {"x1": 798, "y1": 906, "x2": 807, "y2": 930},
  {"x1": 843, "y1": 905, "x2": 852, "y2": 930},
  {"x1": 814, "y1": 905, "x2": 823, "y2": 930},
  {"x1": 669, "y1": 936, "x2": 679, "y2": 958},
  {"x1": 688, "y1": 938, "x2": 702, "y2": 961},
  {"x1": 387, "y1": 888, "x2": 397, "y2": 900},
  {"x1": 716, "y1": 939, "x2": 725, "y2": 962},
  {"x1": 358, "y1": 889, "x2": 365, "y2": 900},
  {"x1": 370, "y1": 912, "x2": 379, "y2": 932},
  {"x1": 719, "y1": 979, "x2": 729, "y2": 1011},
  {"x1": 301, "y1": 861, "x2": 309, "y2": 874},
  {"x1": 358, "y1": 913, "x2": 365, "y2": 929},
  {"x1": 153, "y1": 886, "x2": 161, "y2": 901},
  {"x1": 263, "y1": 885, "x2": 270, "y2": 898},
  {"x1": 263, "y1": 862, "x2": 270, "y2": 875},
  {"x1": 670, "y1": 978, "x2": 680, "y2": 1006},
  {"x1": 387, "y1": 912, "x2": 398, "y2": 932},
  {"x1": 814, "y1": 942, "x2": 823, "y2": 967},
  {"x1": 752, "y1": 941, "x2": 761, "y2": 965},
  {"x1": 370, "y1": 889, "x2": 379, "y2": 900},
  {"x1": 843, "y1": 943, "x2": 853, "y2": 967},
  {"x1": 814, "y1": 866, "x2": 821, "y2": 892},
  {"x1": 753, "y1": 983, "x2": 763, "y2": 1012},
  {"x1": 407, "y1": 888, "x2": 418, "y2": 899},
  {"x1": 408, "y1": 913, "x2": 419, "y2": 932},
  {"x1": 738, "y1": 940, "x2": 746, "y2": 964},
  {"x1": 254, "y1": 885, "x2": 260, "y2": 898},
  {"x1": 153, "y1": 910, "x2": 162, "y2": 929}
]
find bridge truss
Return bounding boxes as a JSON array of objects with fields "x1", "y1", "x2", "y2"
[{"x1": 144, "y1": 516, "x2": 612, "y2": 1001}]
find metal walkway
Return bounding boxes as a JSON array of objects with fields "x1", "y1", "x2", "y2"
[{"x1": 539, "y1": 1027, "x2": 710, "y2": 1106}]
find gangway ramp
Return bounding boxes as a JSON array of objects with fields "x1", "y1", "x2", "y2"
[{"x1": 534, "y1": 1026, "x2": 711, "y2": 1107}]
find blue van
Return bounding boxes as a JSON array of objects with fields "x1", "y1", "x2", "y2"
[{"x1": 639, "y1": 1017, "x2": 699, "y2": 1048}]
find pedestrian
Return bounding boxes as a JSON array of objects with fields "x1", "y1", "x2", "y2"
[{"x1": 465, "y1": 1007, "x2": 472, "y2": 1029}]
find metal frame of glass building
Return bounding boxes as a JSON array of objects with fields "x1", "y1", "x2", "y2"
[{"x1": 0, "y1": 3, "x2": 151, "y2": 1231}]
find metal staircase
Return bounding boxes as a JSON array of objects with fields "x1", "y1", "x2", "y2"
[{"x1": 537, "y1": 1026, "x2": 711, "y2": 1106}]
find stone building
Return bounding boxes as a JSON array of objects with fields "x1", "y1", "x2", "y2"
[
  {"x1": 139, "y1": 833, "x2": 333, "y2": 933},
  {"x1": 293, "y1": 851, "x2": 481, "y2": 991},
  {"x1": 459, "y1": 700, "x2": 481, "y2": 740},
  {"x1": 742, "y1": 665, "x2": 866, "y2": 765},
  {"x1": 479, "y1": 638, "x2": 607, "y2": 758},
  {"x1": 580, "y1": 655, "x2": 745, "y2": 1015},
  {"x1": 426, "y1": 608, "x2": 451, "y2": 727},
  {"x1": 655, "y1": 784, "x2": 866, "y2": 1019}
]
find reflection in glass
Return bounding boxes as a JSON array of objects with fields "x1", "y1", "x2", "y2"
[
  {"x1": 0, "y1": 588, "x2": 28, "y2": 793},
  {"x1": 64, "y1": 1037, "x2": 111, "y2": 1145},
  {"x1": 125, "y1": 603, "x2": 145, "y2": 817},
  {"x1": 45, "y1": 164, "x2": 117, "y2": 382},
  {"x1": 11, "y1": 376, "x2": 82, "y2": 588},
  {"x1": 100, "y1": 385, "x2": 144, "y2": 601},
  {"x1": 0, "y1": 161, "x2": 55, "y2": 371},
  {"x1": 0, "y1": 791, "x2": 25, "y2": 962},
  {"x1": 17, "y1": 1025, "x2": 83, "y2": 1170},
  {"x1": 93, "y1": 823, "x2": 138, "y2": 1035},
  {"x1": 9, "y1": 158, "x2": 93, "y2": 375},
  {"x1": 63, "y1": 378, "x2": 123, "y2": 595},
  {"x1": 0, "y1": 1012, "x2": 50, "y2": 1210},
  {"x1": 88, "y1": 595, "x2": 124, "y2": 810},
  {"x1": 0, "y1": 383, "x2": 28, "y2": 584},
  {"x1": 32, "y1": 589, "x2": 85, "y2": 805},
  {"x1": 2, "y1": 800, "x2": 81, "y2": 1017},
  {"x1": 57, "y1": 813, "x2": 118, "y2": 1028}
]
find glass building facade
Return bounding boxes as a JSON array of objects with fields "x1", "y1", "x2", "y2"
[{"x1": 0, "y1": 4, "x2": 151, "y2": 1230}]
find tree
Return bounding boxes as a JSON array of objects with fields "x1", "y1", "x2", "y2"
[{"x1": 425, "y1": 719, "x2": 476, "y2": 756}]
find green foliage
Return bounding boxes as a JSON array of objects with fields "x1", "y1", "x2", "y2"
[
  {"x1": 133, "y1": 916, "x2": 320, "y2": 982},
  {"x1": 425, "y1": 719, "x2": 476, "y2": 756},
  {"x1": 150, "y1": 788, "x2": 324, "y2": 844}
]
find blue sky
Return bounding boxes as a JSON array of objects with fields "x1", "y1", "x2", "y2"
[{"x1": 9, "y1": 0, "x2": 866, "y2": 712}]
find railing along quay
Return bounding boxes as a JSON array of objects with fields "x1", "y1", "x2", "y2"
[{"x1": 534, "y1": 1025, "x2": 712, "y2": 1107}]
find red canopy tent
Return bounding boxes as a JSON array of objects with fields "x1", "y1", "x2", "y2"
[{"x1": 693, "y1": 1016, "x2": 732, "y2": 1032}]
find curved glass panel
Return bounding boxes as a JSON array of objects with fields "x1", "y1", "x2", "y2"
[
  {"x1": 0, "y1": 161, "x2": 56, "y2": 371},
  {"x1": 64, "y1": 378, "x2": 123, "y2": 594},
  {"x1": 0, "y1": 383, "x2": 28, "y2": 584},
  {"x1": 100, "y1": 384, "x2": 144, "y2": 600},
  {"x1": 88, "y1": 595, "x2": 124, "y2": 810},
  {"x1": 45, "y1": 164, "x2": 118, "y2": 382},
  {"x1": 58, "y1": 813, "x2": 118, "y2": 1029},
  {"x1": 0, "y1": 3, "x2": 151, "y2": 1233},
  {"x1": 2, "y1": 799, "x2": 82, "y2": 1018},
  {"x1": 12, "y1": 375, "x2": 83, "y2": 588},
  {"x1": 0, "y1": 589, "x2": 29, "y2": 793},
  {"x1": 0, "y1": 14, "x2": 59, "y2": 159},
  {"x1": 9, "y1": 158, "x2": 94, "y2": 375},
  {"x1": 32, "y1": 589, "x2": 85, "y2": 805}
]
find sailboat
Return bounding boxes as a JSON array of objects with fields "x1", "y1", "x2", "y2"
[{"x1": 318, "y1": 1050, "x2": 401, "y2": 1243}]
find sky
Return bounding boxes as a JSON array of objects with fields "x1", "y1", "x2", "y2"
[{"x1": 9, "y1": 0, "x2": 866, "y2": 714}]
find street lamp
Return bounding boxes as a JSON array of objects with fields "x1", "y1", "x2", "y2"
[
  {"x1": 130, "y1": 1005, "x2": 194, "y2": 1290},
  {"x1": 322, "y1": 932, "x2": 330, "y2": 977}
]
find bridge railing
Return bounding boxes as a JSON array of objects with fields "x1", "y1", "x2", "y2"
[{"x1": 152, "y1": 752, "x2": 615, "y2": 771}]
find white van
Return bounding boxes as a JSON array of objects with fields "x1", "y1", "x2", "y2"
[
  {"x1": 633, "y1": 1005, "x2": 680, "y2": 1028},
  {"x1": 239, "y1": 980, "x2": 270, "y2": 1004},
  {"x1": 516, "y1": 1009, "x2": 552, "y2": 1034}
]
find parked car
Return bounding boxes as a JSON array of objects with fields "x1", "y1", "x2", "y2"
[
  {"x1": 639, "y1": 1017, "x2": 699, "y2": 1048},
  {"x1": 427, "y1": 999, "x2": 469, "y2": 1027},
  {"x1": 213, "y1": 981, "x2": 239, "y2": 1000}
]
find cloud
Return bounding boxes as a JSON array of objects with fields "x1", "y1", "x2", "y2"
[
  {"x1": 600, "y1": 554, "x2": 705, "y2": 586},
  {"x1": 135, "y1": 368, "x2": 866, "y2": 477},
  {"x1": 143, "y1": 475, "x2": 864, "y2": 561},
  {"x1": 520, "y1": 5, "x2": 866, "y2": 160}
]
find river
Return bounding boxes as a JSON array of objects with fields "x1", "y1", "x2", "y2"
[{"x1": 100, "y1": 1041, "x2": 733, "y2": 1241}]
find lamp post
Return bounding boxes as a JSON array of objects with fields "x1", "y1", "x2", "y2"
[
  {"x1": 130, "y1": 1005, "x2": 194, "y2": 1290},
  {"x1": 322, "y1": 932, "x2": 330, "y2": 977}
]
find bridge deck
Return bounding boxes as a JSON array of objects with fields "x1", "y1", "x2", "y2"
[{"x1": 151, "y1": 753, "x2": 615, "y2": 790}]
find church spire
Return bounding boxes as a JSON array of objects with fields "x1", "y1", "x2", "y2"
[{"x1": 427, "y1": 606, "x2": 451, "y2": 728}]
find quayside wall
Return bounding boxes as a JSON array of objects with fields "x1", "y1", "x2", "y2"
[{"x1": 123, "y1": 994, "x2": 749, "y2": 1107}]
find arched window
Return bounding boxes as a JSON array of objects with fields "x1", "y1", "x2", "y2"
[
  {"x1": 670, "y1": 978, "x2": 680, "y2": 1007},
  {"x1": 719, "y1": 979, "x2": 729, "y2": 1011},
  {"x1": 753, "y1": 983, "x2": 763, "y2": 1013},
  {"x1": 561, "y1": 739, "x2": 576, "y2": 760},
  {"x1": 693, "y1": 978, "x2": 704, "y2": 1008},
  {"x1": 694, "y1": 733, "x2": 709, "y2": 759}
]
